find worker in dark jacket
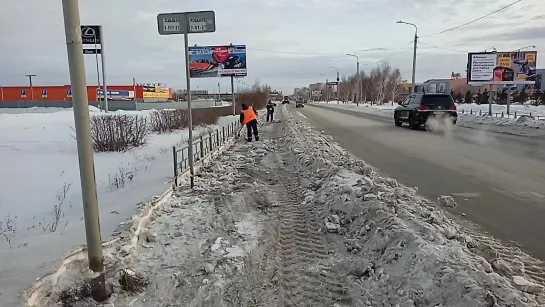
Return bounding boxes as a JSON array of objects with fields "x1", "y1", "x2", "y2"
[
  {"x1": 266, "y1": 100, "x2": 275, "y2": 122},
  {"x1": 240, "y1": 103, "x2": 259, "y2": 141}
]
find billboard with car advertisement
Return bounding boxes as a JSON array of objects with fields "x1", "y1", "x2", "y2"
[
  {"x1": 188, "y1": 45, "x2": 247, "y2": 78},
  {"x1": 467, "y1": 51, "x2": 537, "y2": 85}
]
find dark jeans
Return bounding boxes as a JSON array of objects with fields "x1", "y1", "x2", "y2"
[
  {"x1": 266, "y1": 111, "x2": 274, "y2": 122},
  {"x1": 246, "y1": 119, "x2": 259, "y2": 140}
]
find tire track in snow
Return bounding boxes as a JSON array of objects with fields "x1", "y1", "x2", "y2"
[{"x1": 255, "y1": 106, "x2": 351, "y2": 306}]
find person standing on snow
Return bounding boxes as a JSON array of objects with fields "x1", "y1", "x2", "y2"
[
  {"x1": 240, "y1": 103, "x2": 259, "y2": 141},
  {"x1": 266, "y1": 100, "x2": 275, "y2": 122}
]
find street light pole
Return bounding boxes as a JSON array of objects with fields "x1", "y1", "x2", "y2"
[
  {"x1": 61, "y1": 0, "x2": 106, "y2": 301},
  {"x1": 397, "y1": 21, "x2": 418, "y2": 94},
  {"x1": 25, "y1": 74, "x2": 36, "y2": 100},
  {"x1": 329, "y1": 66, "x2": 340, "y2": 103},
  {"x1": 347, "y1": 54, "x2": 360, "y2": 104}
]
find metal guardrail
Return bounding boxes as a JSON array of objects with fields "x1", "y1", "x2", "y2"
[
  {"x1": 172, "y1": 121, "x2": 242, "y2": 186},
  {"x1": 459, "y1": 109, "x2": 545, "y2": 120}
]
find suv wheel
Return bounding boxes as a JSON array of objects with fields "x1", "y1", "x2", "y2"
[
  {"x1": 408, "y1": 115, "x2": 419, "y2": 130},
  {"x1": 394, "y1": 119, "x2": 402, "y2": 127}
]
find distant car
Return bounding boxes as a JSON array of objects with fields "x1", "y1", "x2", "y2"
[
  {"x1": 223, "y1": 55, "x2": 243, "y2": 69},
  {"x1": 296, "y1": 100, "x2": 304, "y2": 108},
  {"x1": 303, "y1": 99, "x2": 308, "y2": 103},
  {"x1": 394, "y1": 93, "x2": 457, "y2": 129},
  {"x1": 282, "y1": 96, "x2": 290, "y2": 104}
]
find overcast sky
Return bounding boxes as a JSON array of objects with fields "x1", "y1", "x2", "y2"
[{"x1": 1, "y1": 0, "x2": 544, "y2": 93}]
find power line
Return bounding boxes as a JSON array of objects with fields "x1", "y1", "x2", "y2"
[
  {"x1": 415, "y1": 14, "x2": 543, "y2": 57},
  {"x1": 451, "y1": 14, "x2": 544, "y2": 47},
  {"x1": 418, "y1": 42, "x2": 468, "y2": 53},
  {"x1": 245, "y1": 41, "x2": 413, "y2": 57},
  {"x1": 420, "y1": 0, "x2": 524, "y2": 37}
]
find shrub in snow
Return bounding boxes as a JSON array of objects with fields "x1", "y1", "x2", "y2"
[
  {"x1": 149, "y1": 109, "x2": 227, "y2": 134},
  {"x1": 90, "y1": 114, "x2": 149, "y2": 152},
  {"x1": 149, "y1": 109, "x2": 188, "y2": 133}
]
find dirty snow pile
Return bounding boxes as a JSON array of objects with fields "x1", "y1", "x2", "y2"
[
  {"x1": 284, "y1": 108, "x2": 545, "y2": 306},
  {"x1": 25, "y1": 121, "x2": 276, "y2": 307}
]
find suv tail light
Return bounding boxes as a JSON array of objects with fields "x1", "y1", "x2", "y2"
[
  {"x1": 450, "y1": 104, "x2": 457, "y2": 111},
  {"x1": 418, "y1": 105, "x2": 429, "y2": 111}
]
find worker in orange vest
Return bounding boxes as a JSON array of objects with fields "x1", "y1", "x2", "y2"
[{"x1": 240, "y1": 103, "x2": 259, "y2": 141}]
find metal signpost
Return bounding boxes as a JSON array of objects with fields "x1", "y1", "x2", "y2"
[
  {"x1": 81, "y1": 25, "x2": 108, "y2": 112},
  {"x1": 157, "y1": 10, "x2": 216, "y2": 188}
]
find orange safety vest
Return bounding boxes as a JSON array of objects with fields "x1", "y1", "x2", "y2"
[{"x1": 242, "y1": 106, "x2": 257, "y2": 124}]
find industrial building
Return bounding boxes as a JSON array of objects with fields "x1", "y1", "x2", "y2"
[{"x1": 0, "y1": 84, "x2": 173, "y2": 108}]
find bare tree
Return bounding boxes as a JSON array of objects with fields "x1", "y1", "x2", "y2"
[
  {"x1": 336, "y1": 61, "x2": 405, "y2": 104},
  {"x1": 387, "y1": 68, "x2": 403, "y2": 105}
]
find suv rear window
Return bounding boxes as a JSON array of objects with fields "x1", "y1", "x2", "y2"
[{"x1": 421, "y1": 95, "x2": 454, "y2": 107}]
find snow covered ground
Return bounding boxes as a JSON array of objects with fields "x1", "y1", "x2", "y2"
[
  {"x1": 27, "y1": 105, "x2": 545, "y2": 306},
  {"x1": 313, "y1": 101, "x2": 545, "y2": 137},
  {"x1": 0, "y1": 106, "x2": 237, "y2": 306}
]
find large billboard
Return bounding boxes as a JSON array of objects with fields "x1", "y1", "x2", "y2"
[
  {"x1": 467, "y1": 51, "x2": 537, "y2": 85},
  {"x1": 188, "y1": 45, "x2": 247, "y2": 78}
]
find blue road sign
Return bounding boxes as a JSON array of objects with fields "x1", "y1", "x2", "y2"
[
  {"x1": 42, "y1": 89, "x2": 47, "y2": 96},
  {"x1": 21, "y1": 89, "x2": 26, "y2": 96},
  {"x1": 67, "y1": 89, "x2": 72, "y2": 96}
]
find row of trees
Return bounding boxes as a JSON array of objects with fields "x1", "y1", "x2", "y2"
[{"x1": 323, "y1": 63, "x2": 405, "y2": 104}]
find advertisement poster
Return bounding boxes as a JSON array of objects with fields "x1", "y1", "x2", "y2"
[
  {"x1": 188, "y1": 45, "x2": 247, "y2": 78},
  {"x1": 143, "y1": 87, "x2": 170, "y2": 99},
  {"x1": 97, "y1": 89, "x2": 135, "y2": 100},
  {"x1": 467, "y1": 51, "x2": 537, "y2": 84}
]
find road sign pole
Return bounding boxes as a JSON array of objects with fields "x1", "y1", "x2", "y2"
[
  {"x1": 184, "y1": 32, "x2": 195, "y2": 188},
  {"x1": 157, "y1": 10, "x2": 215, "y2": 189},
  {"x1": 99, "y1": 26, "x2": 108, "y2": 113},
  {"x1": 231, "y1": 75, "x2": 235, "y2": 115},
  {"x1": 61, "y1": 0, "x2": 106, "y2": 301},
  {"x1": 93, "y1": 35, "x2": 102, "y2": 111}
]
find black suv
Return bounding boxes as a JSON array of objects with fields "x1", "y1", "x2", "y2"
[{"x1": 394, "y1": 93, "x2": 457, "y2": 129}]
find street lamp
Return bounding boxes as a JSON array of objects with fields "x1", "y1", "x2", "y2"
[
  {"x1": 396, "y1": 20, "x2": 418, "y2": 94},
  {"x1": 516, "y1": 45, "x2": 536, "y2": 51},
  {"x1": 329, "y1": 66, "x2": 340, "y2": 102},
  {"x1": 25, "y1": 74, "x2": 36, "y2": 100},
  {"x1": 347, "y1": 53, "x2": 360, "y2": 104}
]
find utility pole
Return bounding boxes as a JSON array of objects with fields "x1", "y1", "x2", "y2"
[
  {"x1": 25, "y1": 74, "x2": 36, "y2": 100},
  {"x1": 347, "y1": 54, "x2": 359, "y2": 104},
  {"x1": 61, "y1": 0, "x2": 106, "y2": 301},
  {"x1": 397, "y1": 21, "x2": 418, "y2": 94},
  {"x1": 330, "y1": 66, "x2": 339, "y2": 103}
]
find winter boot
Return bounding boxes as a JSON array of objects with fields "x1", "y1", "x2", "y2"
[
  {"x1": 255, "y1": 136, "x2": 260, "y2": 141},
  {"x1": 247, "y1": 138, "x2": 252, "y2": 142}
]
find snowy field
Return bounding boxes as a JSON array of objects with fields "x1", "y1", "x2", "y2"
[
  {"x1": 0, "y1": 106, "x2": 237, "y2": 306},
  {"x1": 313, "y1": 101, "x2": 545, "y2": 137},
  {"x1": 28, "y1": 105, "x2": 545, "y2": 306}
]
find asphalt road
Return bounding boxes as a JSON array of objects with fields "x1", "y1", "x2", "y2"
[{"x1": 297, "y1": 104, "x2": 545, "y2": 260}]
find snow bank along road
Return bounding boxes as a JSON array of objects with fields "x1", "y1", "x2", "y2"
[
  {"x1": 301, "y1": 104, "x2": 545, "y2": 260},
  {"x1": 29, "y1": 105, "x2": 545, "y2": 306}
]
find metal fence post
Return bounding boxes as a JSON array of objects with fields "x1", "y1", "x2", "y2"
[
  {"x1": 216, "y1": 129, "x2": 220, "y2": 146},
  {"x1": 172, "y1": 146, "x2": 178, "y2": 187},
  {"x1": 222, "y1": 126, "x2": 225, "y2": 144},
  {"x1": 200, "y1": 135, "x2": 204, "y2": 159},
  {"x1": 209, "y1": 131, "x2": 213, "y2": 152}
]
